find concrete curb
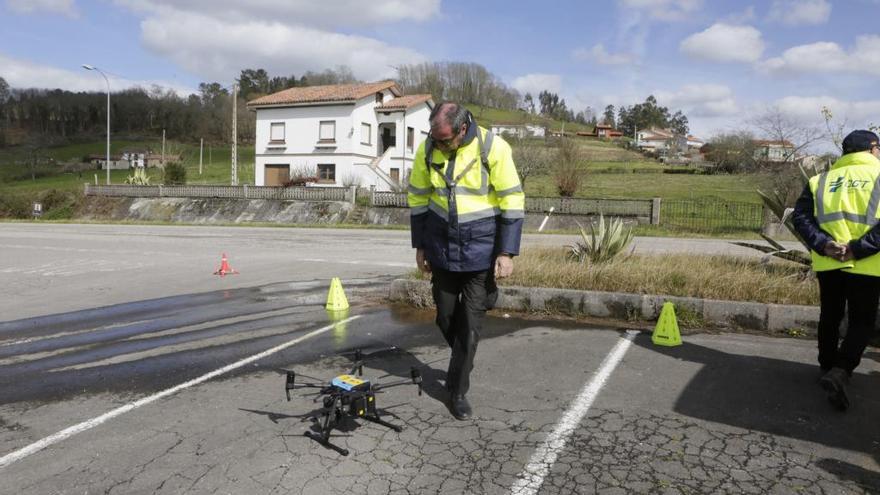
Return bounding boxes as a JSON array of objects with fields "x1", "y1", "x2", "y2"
[{"x1": 388, "y1": 279, "x2": 819, "y2": 335}]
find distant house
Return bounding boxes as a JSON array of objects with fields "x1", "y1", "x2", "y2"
[
  {"x1": 121, "y1": 150, "x2": 148, "y2": 168},
  {"x1": 753, "y1": 139, "x2": 795, "y2": 163},
  {"x1": 686, "y1": 135, "x2": 704, "y2": 150},
  {"x1": 247, "y1": 80, "x2": 433, "y2": 190},
  {"x1": 489, "y1": 123, "x2": 546, "y2": 139},
  {"x1": 88, "y1": 154, "x2": 128, "y2": 170},
  {"x1": 592, "y1": 123, "x2": 623, "y2": 138},
  {"x1": 636, "y1": 128, "x2": 686, "y2": 153}
]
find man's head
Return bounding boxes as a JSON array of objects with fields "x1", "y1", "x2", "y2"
[
  {"x1": 842, "y1": 130, "x2": 880, "y2": 156},
  {"x1": 429, "y1": 101, "x2": 470, "y2": 152}
]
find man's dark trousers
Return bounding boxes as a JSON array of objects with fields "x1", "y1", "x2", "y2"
[
  {"x1": 431, "y1": 268, "x2": 497, "y2": 396},
  {"x1": 816, "y1": 269, "x2": 880, "y2": 373}
]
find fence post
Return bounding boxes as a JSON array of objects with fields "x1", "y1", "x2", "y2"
[
  {"x1": 84, "y1": 183, "x2": 90, "y2": 196},
  {"x1": 651, "y1": 197, "x2": 661, "y2": 225},
  {"x1": 349, "y1": 185, "x2": 357, "y2": 204},
  {"x1": 243, "y1": 183, "x2": 248, "y2": 199},
  {"x1": 369, "y1": 185, "x2": 376, "y2": 207},
  {"x1": 158, "y1": 185, "x2": 164, "y2": 197}
]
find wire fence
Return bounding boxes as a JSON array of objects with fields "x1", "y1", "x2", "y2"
[{"x1": 661, "y1": 199, "x2": 765, "y2": 233}]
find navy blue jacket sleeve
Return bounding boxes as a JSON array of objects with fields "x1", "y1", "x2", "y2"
[
  {"x1": 497, "y1": 218, "x2": 523, "y2": 256},
  {"x1": 849, "y1": 224, "x2": 880, "y2": 259},
  {"x1": 791, "y1": 184, "x2": 833, "y2": 253},
  {"x1": 411, "y1": 213, "x2": 427, "y2": 249}
]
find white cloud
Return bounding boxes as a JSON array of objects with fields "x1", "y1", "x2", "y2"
[
  {"x1": 0, "y1": 52, "x2": 196, "y2": 95},
  {"x1": 680, "y1": 23, "x2": 765, "y2": 63},
  {"x1": 767, "y1": 0, "x2": 831, "y2": 26},
  {"x1": 138, "y1": 11, "x2": 425, "y2": 82},
  {"x1": 572, "y1": 44, "x2": 637, "y2": 65},
  {"x1": 774, "y1": 95, "x2": 880, "y2": 125},
  {"x1": 5, "y1": 0, "x2": 77, "y2": 17},
  {"x1": 655, "y1": 84, "x2": 739, "y2": 117},
  {"x1": 510, "y1": 74, "x2": 562, "y2": 97},
  {"x1": 758, "y1": 35, "x2": 880, "y2": 77},
  {"x1": 110, "y1": 1, "x2": 433, "y2": 82},
  {"x1": 115, "y1": 0, "x2": 439, "y2": 28},
  {"x1": 617, "y1": 0, "x2": 702, "y2": 22}
]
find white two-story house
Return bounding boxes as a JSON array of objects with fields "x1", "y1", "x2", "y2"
[{"x1": 247, "y1": 81, "x2": 433, "y2": 191}]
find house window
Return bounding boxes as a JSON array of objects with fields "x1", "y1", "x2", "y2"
[
  {"x1": 264, "y1": 164, "x2": 290, "y2": 186},
  {"x1": 317, "y1": 164, "x2": 336, "y2": 183},
  {"x1": 376, "y1": 92, "x2": 384, "y2": 104},
  {"x1": 390, "y1": 167, "x2": 400, "y2": 183},
  {"x1": 269, "y1": 122, "x2": 285, "y2": 143},
  {"x1": 319, "y1": 121, "x2": 336, "y2": 142},
  {"x1": 361, "y1": 123, "x2": 372, "y2": 145},
  {"x1": 407, "y1": 126, "x2": 415, "y2": 152}
]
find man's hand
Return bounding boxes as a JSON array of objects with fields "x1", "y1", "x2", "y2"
[
  {"x1": 823, "y1": 241, "x2": 851, "y2": 262},
  {"x1": 416, "y1": 248, "x2": 431, "y2": 273},
  {"x1": 495, "y1": 254, "x2": 514, "y2": 279}
]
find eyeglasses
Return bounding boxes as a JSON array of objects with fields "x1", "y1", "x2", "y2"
[{"x1": 431, "y1": 126, "x2": 464, "y2": 147}]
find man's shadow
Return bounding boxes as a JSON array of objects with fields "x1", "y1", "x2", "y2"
[{"x1": 634, "y1": 333, "x2": 880, "y2": 488}]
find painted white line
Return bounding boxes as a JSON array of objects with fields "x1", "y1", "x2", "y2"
[
  {"x1": 510, "y1": 330, "x2": 638, "y2": 495},
  {"x1": 0, "y1": 315, "x2": 361, "y2": 470}
]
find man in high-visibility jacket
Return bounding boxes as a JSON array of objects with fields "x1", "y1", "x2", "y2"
[
  {"x1": 792, "y1": 129, "x2": 880, "y2": 411},
  {"x1": 408, "y1": 101, "x2": 525, "y2": 420}
]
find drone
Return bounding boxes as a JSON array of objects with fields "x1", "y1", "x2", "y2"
[{"x1": 284, "y1": 348, "x2": 423, "y2": 456}]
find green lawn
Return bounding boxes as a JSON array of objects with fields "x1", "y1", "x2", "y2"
[{"x1": 524, "y1": 170, "x2": 767, "y2": 204}]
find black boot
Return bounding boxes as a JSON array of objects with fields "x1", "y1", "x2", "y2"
[
  {"x1": 819, "y1": 367, "x2": 850, "y2": 411},
  {"x1": 450, "y1": 394, "x2": 472, "y2": 420}
]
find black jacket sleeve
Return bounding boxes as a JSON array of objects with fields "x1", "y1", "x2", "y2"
[
  {"x1": 791, "y1": 184, "x2": 833, "y2": 254},
  {"x1": 849, "y1": 224, "x2": 880, "y2": 259}
]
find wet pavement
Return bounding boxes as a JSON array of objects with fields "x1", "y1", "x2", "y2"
[{"x1": 0, "y1": 285, "x2": 878, "y2": 494}]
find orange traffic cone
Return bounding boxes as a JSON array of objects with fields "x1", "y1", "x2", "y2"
[{"x1": 213, "y1": 253, "x2": 239, "y2": 276}]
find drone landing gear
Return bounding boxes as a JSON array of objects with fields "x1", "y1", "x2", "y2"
[{"x1": 304, "y1": 393, "x2": 403, "y2": 456}]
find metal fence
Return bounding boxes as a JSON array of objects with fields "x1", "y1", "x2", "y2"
[
  {"x1": 84, "y1": 184, "x2": 353, "y2": 202},
  {"x1": 661, "y1": 199, "x2": 765, "y2": 233}
]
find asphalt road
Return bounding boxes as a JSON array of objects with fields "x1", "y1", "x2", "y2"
[{"x1": 0, "y1": 223, "x2": 875, "y2": 494}]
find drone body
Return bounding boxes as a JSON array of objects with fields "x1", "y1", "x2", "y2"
[{"x1": 283, "y1": 349, "x2": 422, "y2": 456}]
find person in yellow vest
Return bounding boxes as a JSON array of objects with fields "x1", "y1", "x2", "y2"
[
  {"x1": 408, "y1": 101, "x2": 525, "y2": 420},
  {"x1": 792, "y1": 130, "x2": 880, "y2": 411}
]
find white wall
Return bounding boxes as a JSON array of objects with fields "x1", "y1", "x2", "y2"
[{"x1": 253, "y1": 91, "x2": 432, "y2": 191}]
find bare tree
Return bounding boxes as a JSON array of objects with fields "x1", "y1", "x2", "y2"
[
  {"x1": 510, "y1": 136, "x2": 549, "y2": 188},
  {"x1": 750, "y1": 106, "x2": 823, "y2": 164}
]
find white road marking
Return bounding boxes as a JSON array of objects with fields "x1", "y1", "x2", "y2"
[
  {"x1": 510, "y1": 330, "x2": 638, "y2": 495},
  {"x1": 0, "y1": 315, "x2": 361, "y2": 470}
]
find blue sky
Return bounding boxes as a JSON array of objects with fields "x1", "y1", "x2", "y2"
[{"x1": 2, "y1": 0, "x2": 879, "y2": 140}]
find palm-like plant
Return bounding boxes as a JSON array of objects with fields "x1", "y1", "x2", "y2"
[
  {"x1": 568, "y1": 214, "x2": 634, "y2": 264},
  {"x1": 124, "y1": 167, "x2": 150, "y2": 185},
  {"x1": 732, "y1": 163, "x2": 823, "y2": 266}
]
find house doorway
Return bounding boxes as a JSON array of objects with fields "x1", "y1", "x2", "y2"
[
  {"x1": 265, "y1": 164, "x2": 290, "y2": 186},
  {"x1": 390, "y1": 167, "x2": 400, "y2": 183},
  {"x1": 378, "y1": 124, "x2": 396, "y2": 155}
]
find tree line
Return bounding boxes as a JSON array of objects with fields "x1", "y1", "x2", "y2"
[{"x1": 0, "y1": 66, "x2": 369, "y2": 149}]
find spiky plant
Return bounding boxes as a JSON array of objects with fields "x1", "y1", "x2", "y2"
[
  {"x1": 124, "y1": 167, "x2": 150, "y2": 185},
  {"x1": 568, "y1": 214, "x2": 635, "y2": 264}
]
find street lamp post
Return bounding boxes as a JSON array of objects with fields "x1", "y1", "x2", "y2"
[{"x1": 82, "y1": 64, "x2": 111, "y2": 185}]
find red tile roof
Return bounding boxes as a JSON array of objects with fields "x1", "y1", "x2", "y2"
[
  {"x1": 754, "y1": 139, "x2": 795, "y2": 147},
  {"x1": 247, "y1": 81, "x2": 401, "y2": 107},
  {"x1": 375, "y1": 94, "x2": 433, "y2": 110}
]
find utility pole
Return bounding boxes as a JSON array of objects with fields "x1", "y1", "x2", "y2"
[
  {"x1": 231, "y1": 83, "x2": 238, "y2": 186},
  {"x1": 199, "y1": 138, "x2": 204, "y2": 175}
]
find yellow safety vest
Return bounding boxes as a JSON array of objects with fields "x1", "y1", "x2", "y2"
[{"x1": 809, "y1": 151, "x2": 880, "y2": 275}]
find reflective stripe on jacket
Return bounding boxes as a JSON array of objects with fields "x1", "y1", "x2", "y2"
[
  {"x1": 408, "y1": 125, "x2": 525, "y2": 272},
  {"x1": 809, "y1": 151, "x2": 880, "y2": 275}
]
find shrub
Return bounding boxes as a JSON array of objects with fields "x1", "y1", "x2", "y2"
[
  {"x1": 568, "y1": 214, "x2": 635, "y2": 264},
  {"x1": 163, "y1": 162, "x2": 187, "y2": 185},
  {"x1": 553, "y1": 137, "x2": 581, "y2": 197}
]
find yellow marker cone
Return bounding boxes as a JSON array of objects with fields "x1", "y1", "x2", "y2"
[
  {"x1": 652, "y1": 302, "x2": 682, "y2": 347},
  {"x1": 326, "y1": 277, "x2": 350, "y2": 311}
]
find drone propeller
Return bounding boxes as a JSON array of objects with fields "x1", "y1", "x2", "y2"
[
  {"x1": 284, "y1": 370, "x2": 327, "y2": 400},
  {"x1": 372, "y1": 367, "x2": 423, "y2": 396}
]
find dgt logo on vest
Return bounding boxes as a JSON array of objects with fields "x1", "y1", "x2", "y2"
[{"x1": 829, "y1": 176, "x2": 871, "y2": 193}]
